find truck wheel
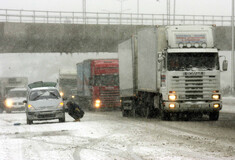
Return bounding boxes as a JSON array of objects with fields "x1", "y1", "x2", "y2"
[
  {"x1": 27, "y1": 118, "x2": 33, "y2": 125},
  {"x1": 160, "y1": 110, "x2": 170, "y2": 121},
  {"x1": 131, "y1": 108, "x2": 136, "y2": 117},
  {"x1": 144, "y1": 107, "x2": 151, "y2": 119},
  {"x1": 122, "y1": 109, "x2": 129, "y2": 117},
  {"x1": 209, "y1": 112, "x2": 219, "y2": 121}
]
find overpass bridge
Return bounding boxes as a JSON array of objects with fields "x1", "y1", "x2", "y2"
[{"x1": 0, "y1": 9, "x2": 233, "y2": 53}]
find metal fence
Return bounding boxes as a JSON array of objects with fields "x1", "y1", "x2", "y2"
[{"x1": 0, "y1": 9, "x2": 232, "y2": 26}]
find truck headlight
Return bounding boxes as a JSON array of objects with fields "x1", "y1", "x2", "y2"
[
  {"x1": 169, "y1": 103, "x2": 175, "y2": 109},
  {"x1": 5, "y1": 99, "x2": 13, "y2": 108},
  {"x1": 95, "y1": 99, "x2": 101, "y2": 108},
  {"x1": 168, "y1": 95, "x2": 177, "y2": 101},
  {"x1": 58, "y1": 102, "x2": 64, "y2": 109},
  {"x1": 212, "y1": 94, "x2": 220, "y2": 100},
  {"x1": 213, "y1": 103, "x2": 220, "y2": 108}
]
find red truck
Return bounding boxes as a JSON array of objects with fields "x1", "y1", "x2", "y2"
[{"x1": 76, "y1": 59, "x2": 120, "y2": 110}]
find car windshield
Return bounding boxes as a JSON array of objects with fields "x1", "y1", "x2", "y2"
[
  {"x1": 8, "y1": 90, "x2": 27, "y2": 98},
  {"x1": 167, "y1": 52, "x2": 219, "y2": 71},
  {"x1": 29, "y1": 89, "x2": 60, "y2": 101}
]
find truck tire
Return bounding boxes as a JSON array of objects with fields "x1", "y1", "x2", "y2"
[
  {"x1": 122, "y1": 109, "x2": 129, "y2": 117},
  {"x1": 27, "y1": 118, "x2": 33, "y2": 125},
  {"x1": 143, "y1": 107, "x2": 151, "y2": 119},
  {"x1": 160, "y1": 110, "x2": 170, "y2": 121},
  {"x1": 209, "y1": 112, "x2": 219, "y2": 121}
]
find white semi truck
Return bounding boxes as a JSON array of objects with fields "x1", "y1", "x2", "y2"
[{"x1": 118, "y1": 25, "x2": 227, "y2": 121}]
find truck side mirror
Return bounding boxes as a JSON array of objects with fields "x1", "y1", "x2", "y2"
[
  {"x1": 158, "y1": 52, "x2": 165, "y2": 62},
  {"x1": 222, "y1": 60, "x2": 228, "y2": 71}
]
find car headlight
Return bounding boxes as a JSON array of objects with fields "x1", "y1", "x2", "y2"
[
  {"x1": 28, "y1": 104, "x2": 35, "y2": 111},
  {"x1": 212, "y1": 94, "x2": 220, "y2": 100},
  {"x1": 95, "y1": 99, "x2": 101, "y2": 108},
  {"x1": 168, "y1": 95, "x2": 177, "y2": 101},
  {"x1": 5, "y1": 99, "x2": 13, "y2": 108},
  {"x1": 60, "y1": 92, "x2": 64, "y2": 97},
  {"x1": 58, "y1": 102, "x2": 64, "y2": 109}
]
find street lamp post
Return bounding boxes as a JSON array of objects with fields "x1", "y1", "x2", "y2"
[
  {"x1": 83, "y1": 0, "x2": 86, "y2": 23},
  {"x1": 156, "y1": 0, "x2": 176, "y2": 25}
]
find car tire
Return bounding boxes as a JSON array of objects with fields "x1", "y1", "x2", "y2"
[
  {"x1": 6, "y1": 109, "x2": 12, "y2": 113},
  {"x1": 59, "y1": 117, "x2": 65, "y2": 122},
  {"x1": 0, "y1": 107, "x2": 3, "y2": 113},
  {"x1": 27, "y1": 118, "x2": 33, "y2": 125}
]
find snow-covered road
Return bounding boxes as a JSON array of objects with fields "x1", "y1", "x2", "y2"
[{"x1": 0, "y1": 100, "x2": 234, "y2": 160}]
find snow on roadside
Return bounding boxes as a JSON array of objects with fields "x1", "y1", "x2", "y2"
[{"x1": 222, "y1": 96, "x2": 235, "y2": 113}]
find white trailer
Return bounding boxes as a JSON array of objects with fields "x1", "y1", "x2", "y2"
[{"x1": 118, "y1": 25, "x2": 227, "y2": 120}]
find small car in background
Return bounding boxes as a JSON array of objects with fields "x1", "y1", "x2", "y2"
[
  {"x1": 24, "y1": 81, "x2": 65, "y2": 125},
  {"x1": 4, "y1": 88, "x2": 27, "y2": 113}
]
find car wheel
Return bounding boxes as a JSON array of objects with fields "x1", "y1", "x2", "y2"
[
  {"x1": 27, "y1": 118, "x2": 33, "y2": 125},
  {"x1": 0, "y1": 107, "x2": 3, "y2": 113},
  {"x1": 6, "y1": 109, "x2": 12, "y2": 113},
  {"x1": 59, "y1": 117, "x2": 65, "y2": 122}
]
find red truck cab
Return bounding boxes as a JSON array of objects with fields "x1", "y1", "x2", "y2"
[{"x1": 77, "y1": 59, "x2": 120, "y2": 110}]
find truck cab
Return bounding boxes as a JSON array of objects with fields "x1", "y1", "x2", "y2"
[{"x1": 158, "y1": 26, "x2": 228, "y2": 120}]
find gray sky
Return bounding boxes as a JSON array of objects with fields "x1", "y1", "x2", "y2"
[
  {"x1": 0, "y1": 0, "x2": 231, "y2": 16},
  {"x1": 0, "y1": 53, "x2": 118, "y2": 83}
]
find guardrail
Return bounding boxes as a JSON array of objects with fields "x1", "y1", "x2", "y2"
[{"x1": 0, "y1": 9, "x2": 232, "y2": 26}]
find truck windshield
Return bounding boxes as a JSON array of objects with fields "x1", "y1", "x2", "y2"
[
  {"x1": 29, "y1": 89, "x2": 60, "y2": 101},
  {"x1": 94, "y1": 75, "x2": 119, "y2": 86},
  {"x1": 167, "y1": 53, "x2": 219, "y2": 71},
  {"x1": 8, "y1": 91, "x2": 27, "y2": 98}
]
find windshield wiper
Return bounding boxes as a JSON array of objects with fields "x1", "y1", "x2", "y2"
[
  {"x1": 49, "y1": 92, "x2": 59, "y2": 99},
  {"x1": 32, "y1": 93, "x2": 44, "y2": 101}
]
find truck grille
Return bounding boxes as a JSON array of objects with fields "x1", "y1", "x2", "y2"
[
  {"x1": 171, "y1": 74, "x2": 218, "y2": 100},
  {"x1": 100, "y1": 89, "x2": 120, "y2": 107}
]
